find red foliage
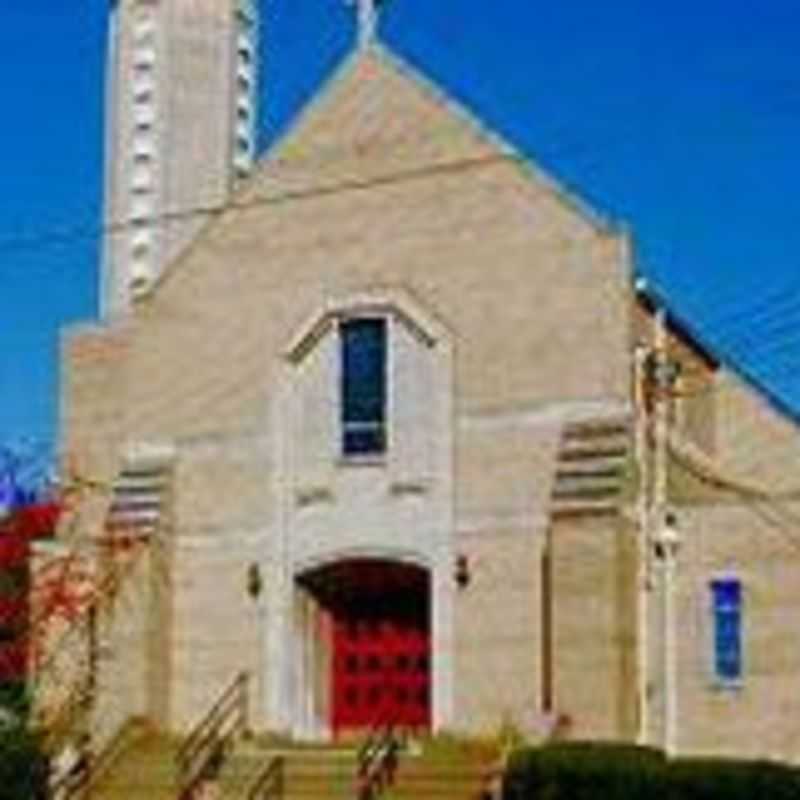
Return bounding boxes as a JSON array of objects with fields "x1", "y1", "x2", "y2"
[
  {"x1": 1, "y1": 502, "x2": 61, "y2": 542},
  {"x1": 0, "y1": 640, "x2": 27, "y2": 681},
  {"x1": 0, "y1": 535, "x2": 29, "y2": 565},
  {"x1": 0, "y1": 500, "x2": 61, "y2": 682}
]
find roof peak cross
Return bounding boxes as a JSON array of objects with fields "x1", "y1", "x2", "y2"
[{"x1": 356, "y1": 0, "x2": 379, "y2": 49}]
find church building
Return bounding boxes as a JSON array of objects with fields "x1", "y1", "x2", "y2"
[{"x1": 56, "y1": 0, "x2": 800, "y2": 765}]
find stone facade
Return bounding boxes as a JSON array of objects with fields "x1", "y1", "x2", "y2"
[{"x1": 60, "y1": 33, "x2": 800, "y2": 763}]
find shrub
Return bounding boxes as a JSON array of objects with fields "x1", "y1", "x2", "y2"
[
  {"x1": 667, "y1": 757, "x2": 800, "y2": 800},
  {"x1": 504, "y1": 742, "x2": 665, "y2": 800},
  {"x1": 0, "y1": 679, "x2": 31, "y2": 722},
  {"x1": 502, "y1": 742, "x2": 800, "y2": 800},
  {"x1": 0, "y1": 721, "x2": 48, "y2": 799}
]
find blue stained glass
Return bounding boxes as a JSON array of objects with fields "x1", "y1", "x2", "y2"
[
  {"x1": 711, "y1": 579, "x2": 742, "y2": 682},
  {"x1": 341, "y1": 318, "x2": 386, "y2": 456},
  {"x1": 714, "y1": 579, "x2": 741, "y2": 608}
]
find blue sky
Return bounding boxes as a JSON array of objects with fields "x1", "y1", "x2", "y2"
[{"x1": 1, "y1": 0, "x2": 799, "y2": 451}]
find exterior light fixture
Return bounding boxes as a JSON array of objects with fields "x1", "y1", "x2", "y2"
[
  {"x1": 653, "y1": 511, "x2": 681, "y2": 561},
  {"x1": 246, "y1": 563, "x2": 262, "y2": 600},
  {"x1": 644, "y1": 352, "x2": 682, "y2": 392},
  {"x1": 654, "y1": 509, "x2": 681, "y2": 757},
  {"x1": 454, "y1": 554, "x2": 470, "y2": 590}
]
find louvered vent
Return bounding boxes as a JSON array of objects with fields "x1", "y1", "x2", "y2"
[
  {"x1": 106, "y1": 461, "x2": 170, "y2": 540},
  {"x1": 550, "y1": 416, "x2": 632, "y2": 517}
]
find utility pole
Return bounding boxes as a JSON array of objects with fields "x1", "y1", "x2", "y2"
[
  {"x1": 633, "y1": 342, "x2": 651, "y2": 746},
  {"x1": 651, "y1": 307, "x2": 681, "y2": 757},
  {"x1": 653, "y1": 307, "x2": 669, "y2": 561}
]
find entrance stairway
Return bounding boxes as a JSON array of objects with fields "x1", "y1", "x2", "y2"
[
  {"x1": 221, "y1": 739, "x2": 499, "y2": 800},
  {"x1": 86, "y1": 730, "x2": 499, "y2": 800},
  {"x1": 81, "y1": 674, "x2": 498, "y2": 800}
]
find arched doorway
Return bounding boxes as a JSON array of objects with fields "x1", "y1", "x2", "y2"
[{"x1": 297, "y1": 558, "x2": 431, "y2": 737}]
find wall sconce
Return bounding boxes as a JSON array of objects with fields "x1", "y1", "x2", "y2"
[
  {"x1": 246, "y1": 563, "x2": 262, "y2": 600},
  {"x1": 653, "y1": 511, "x2": 681, "y2": 562},
  {"x1": 454, "y1": 554, "x2": 471, "y2": 590}
]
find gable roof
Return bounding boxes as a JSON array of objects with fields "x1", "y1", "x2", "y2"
[
  {"x1": 238, "y1": 42, "x2": 616, "y2": 233},
  {"x1": 143, "y1": 38, "x2": 621, "y2": 305},
  {"x1": 637, "y1": 276, "x2": 800, "y2": 427}
]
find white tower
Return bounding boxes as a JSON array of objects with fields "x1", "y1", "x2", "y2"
[{"x1": 102, "y1": 0, "x2": 259, "y2": 316}]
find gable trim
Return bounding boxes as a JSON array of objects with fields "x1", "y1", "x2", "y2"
[
  {"x1": 285, "y1": 287, "x2": 449, "y2": 364},
  {"x1": 373, "y1": 43, "x2": 616, "y2": 234}
]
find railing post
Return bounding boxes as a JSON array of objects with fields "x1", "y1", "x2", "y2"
[
  {"x1": 175, "y1": 672, "x2": 255, "y2": 800},
  {"x1": 240, "y1": 671, "x2": 249, "y2": 737}
]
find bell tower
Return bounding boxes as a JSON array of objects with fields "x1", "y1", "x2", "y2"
[{"x1": 102, "y1": 0, "x2": 259, "y2": 316}]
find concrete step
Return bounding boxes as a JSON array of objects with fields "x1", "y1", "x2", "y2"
[
  {"x1": 218, "y1": 744, "x2": 360, "y2": 800},
  {"x1": 385, "y1": 741, "x2": 499, "y2": 800},
  {"x1": 89, "y1": 726, "x2": 181, "y2": 800}
]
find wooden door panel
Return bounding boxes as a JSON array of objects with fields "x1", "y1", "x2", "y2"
[{"x1": 332, "y1": 615, "x2": 430, "y2": 733}]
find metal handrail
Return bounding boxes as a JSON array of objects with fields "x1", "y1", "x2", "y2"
[
  {"x1": 246, "y1": 755, "x2": 284, "y2": 800},
  {"x1": 175, "y1": 671, "x2": 249, "y2": 799},
  {"x1": 46, "y1": 745, "x2": 91, "y2": 800},
  {"x1": 356, "y1": 711, "x2": 393, "y2": 765},
  {"x1": 47, "y1": 722, "x2": 127, "y2": 800},
  {"x1": 356, "y1": 720, "x2": 401, "y2": 800}
]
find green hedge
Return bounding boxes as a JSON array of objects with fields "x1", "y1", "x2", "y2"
[
  {"x1": 503, "y1": 742, "x2": 800, "y2": 800},
  {"x1": 0, "y1": 722, "x2": 48, "y2": 799},
  {"x1": 667, "y1": 757, "x2": 800, "y2": 800},
  {"x1": 0, "y1": 680, "x2": 31, "y2": 721}
]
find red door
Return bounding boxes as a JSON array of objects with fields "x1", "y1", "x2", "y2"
[{"x1": 332, "y1": 614, "x2": 430, "y2": 734}]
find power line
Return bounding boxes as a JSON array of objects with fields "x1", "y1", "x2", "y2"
[
  {"x1": 669, "y1": 445, "x2": 800, "y2": 558},
  {"x1": 0, "y1": 102, "x2": 649, "y2": 262},
  {"x1": 639, "y1": 359, "x2": 800, "y2": 505},
  {"x1": 0, "y1": 150, "x2": 532, "y2": 257}
]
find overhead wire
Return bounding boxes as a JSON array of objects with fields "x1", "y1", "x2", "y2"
[
  {"x1": 0, "y1": 105, "x2": 633, "y2": 261},
  {"x1": 632, "y1": 270, "x2": 800, "y2": 485},
  {"x1": 666, "y1": 440, "x2": 800, "y2": 558}
]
